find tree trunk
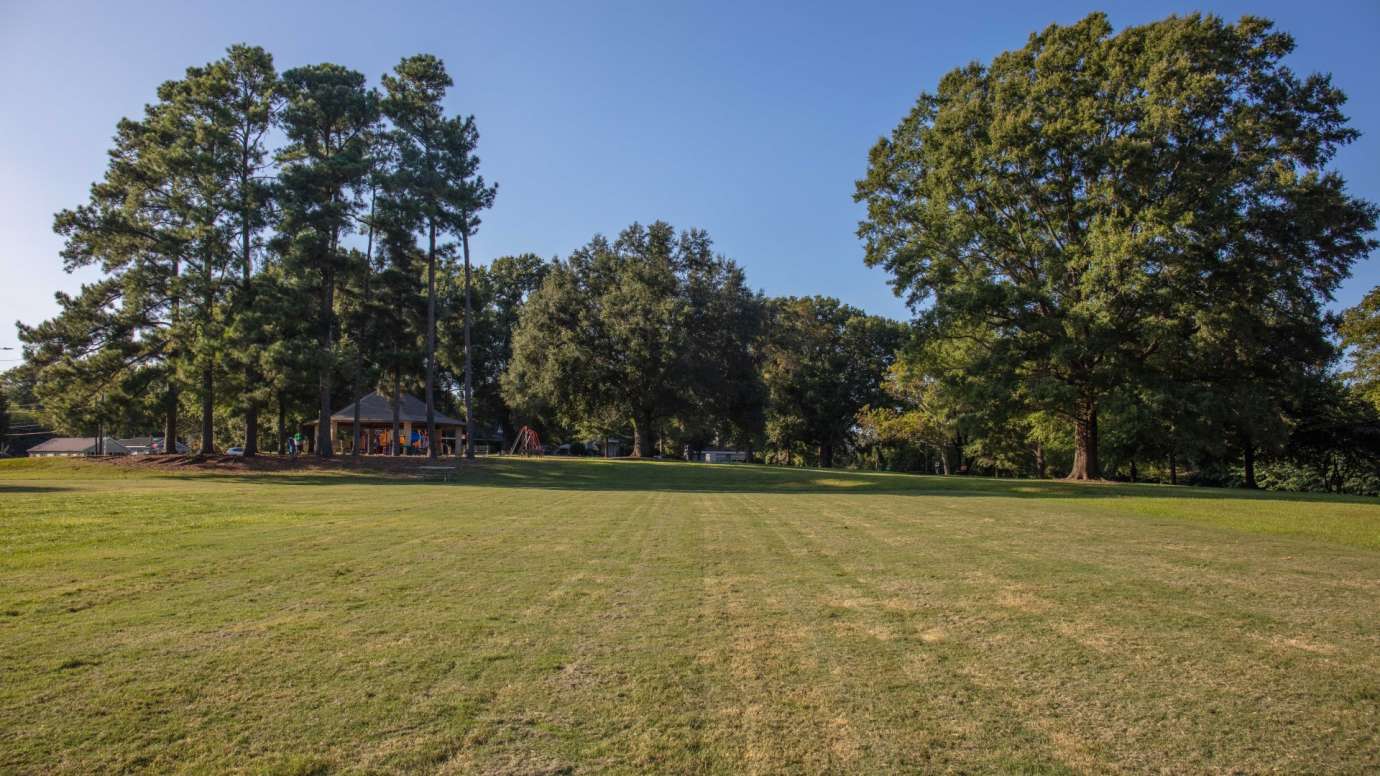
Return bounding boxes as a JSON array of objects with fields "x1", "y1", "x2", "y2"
[
  {"x1": 424, "y1": 221, "x2": 438, "y2": 460},
  {"x1": 276, "y1": 390, "x2": 286, "y2": 455},
  {"x1": 350, "y1": 363, "x2": 363, "y2": 460},
  {"x1": 1066, "y1": 398, "x2": 1100, "y2": 480},
  {"x1": 201, "y1": 258, "x2": 215, "y2": 456},
  {"x1": 631, "y1": 415, "x2": 653, "y2": 458},
  {"x1": 1169, "y1": 448, "x2": 1177, "y2": 485},
  {"x1": 950, "y1": 433, "x2": 967, "y2": 475},
  {"x1": 1129, "y1": 459, "x2": 1138, "y2": 483},
  {"x1": 244, "y1": 394, "x2": 259, "y2": 456},
  {"x1": 167, "y1": 258, "x2": 180, "y2": 455},
  {"x1": 462, "y1": 227, "x2": 475, "y2": 460},
  {"x1": 241, "y1": 358, "x2": 258, "y2": 453},
  {"x1": 937, "y1": 444, "x2": 950, "y2": 475},
  {"x1": 317, "y1": 267, "x2": 334, "y2": 458},
  {"x1": 501, "y1": 417, "x2": 516, "y2": 452},
  {"x1": 819, "y1": 442, "x2": 834, "y2": 469},
  {"x1": 200, "y1": 363, "x2": 214, "y2": 455},
  {"x1": 241, "y1": 183, "x2": 258, "y2": 458},
  {"x1": 164, "y1": 385, "x2": 178, "y2": 455},
  {"x1": 391, "y1": 365, "x2": 402, "y2": 457},
  {"x1": 317, "y1": 370, "x2": 332, "y2": 458},
  {"x1": 351, "y1": 196, "x2": 375, "y2": 463},
  {"x1": 1242, "y1": 440, "x2": 1257, "y2": 489},
  {"x1": 1034, "y1": 442, "x2": 1047, "y2": 479}
]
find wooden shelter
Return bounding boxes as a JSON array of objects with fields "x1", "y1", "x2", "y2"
[{"x1": 304, "y1": 391, "x2": 465, "y2": 455}]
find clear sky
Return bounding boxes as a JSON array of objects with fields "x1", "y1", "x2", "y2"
[{"x1": 2, "y1": 0, "x2": 1377, "y2": 357}]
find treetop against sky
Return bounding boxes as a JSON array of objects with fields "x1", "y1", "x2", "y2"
[{"x1": 1, "y1": 0, "x2": 1377, "y2": 355}]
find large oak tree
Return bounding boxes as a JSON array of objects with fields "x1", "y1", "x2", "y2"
[{"x1": 856, "y1": 12, "x2": 1377, "y2": 479}]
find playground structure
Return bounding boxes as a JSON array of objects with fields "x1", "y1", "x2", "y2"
[{"x1": 509, "y1": 426, "x2": 544, "y2": 456}]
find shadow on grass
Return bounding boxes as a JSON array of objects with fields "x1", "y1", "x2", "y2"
[
  {"x1": 209, "y1": 458, "x2": 1380, "y2": 506},
  {"x1": 0, "y1": 485, "x2": 75, "y2": 494}
]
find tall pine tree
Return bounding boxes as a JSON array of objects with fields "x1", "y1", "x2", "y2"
[
  {"x1": 275, "y1": 63, "x2": 379, "y2": 457},
  {"x1": 381, "y1": 54, "x2": 494, "y2": 459}
]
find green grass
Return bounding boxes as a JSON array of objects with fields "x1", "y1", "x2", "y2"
[{"x1": 1, "y1": 457, "x2": 1378, "y2": 774}]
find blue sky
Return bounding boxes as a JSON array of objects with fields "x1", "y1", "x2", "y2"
[{"x1": 2, "y1": 0, "x2": 1377, "y2": 356}]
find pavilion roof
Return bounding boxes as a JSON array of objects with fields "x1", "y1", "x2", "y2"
[{"x1": 328, "y1": 391, "x2": 464, "y2": 426}]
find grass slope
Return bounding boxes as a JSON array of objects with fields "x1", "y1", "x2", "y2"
[{"x1": 1, "y1": 458, "x2": 1377, "y2": 774}]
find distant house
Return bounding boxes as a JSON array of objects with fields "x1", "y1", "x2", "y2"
[{"x1": 27, "y1": 437, "x2": 132, "y2": 457}]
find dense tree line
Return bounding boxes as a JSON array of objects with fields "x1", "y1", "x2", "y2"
[
  {"x1": 12, "y1": 15, "x2": 1380, "y2": 495},
  {"x1": 13, "y1": 44, "x2": 892, "y2": 465}
]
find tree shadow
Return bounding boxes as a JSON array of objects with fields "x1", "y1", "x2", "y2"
[
  {"x1": 207, "y1": 458, "x2": 1380, "y2": 506},
  {"x1": 0, "y1": 485, "x2": 75, "y2": 494}
]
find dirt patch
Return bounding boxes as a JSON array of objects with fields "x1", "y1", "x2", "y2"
[
  {"x1": 920, "y1": 627, "x2": 947, "y2": 644},
  {"x1": 1052, "y1": 621, "x2": 1118, "y2": 654},
  {"x1": 997, "y1": 587, "x2": 1053, "y2": 613},
  {"x1": 828, "y1": 716, "x2": 862, "y2": 764},
  {"x1": 1261, "y1": 634, "x2": 1339, "y2": 656}
]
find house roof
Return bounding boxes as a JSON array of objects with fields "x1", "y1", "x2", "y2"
[
  {"x1": 326, "y1": 391, "x2": 464, "y2": 426},
  {"x1": 28, "y1": 437, "x2": 131, "y2": 454}
]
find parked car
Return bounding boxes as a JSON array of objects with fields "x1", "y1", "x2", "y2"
[{"x1": 226, "y1": 447, "x2": 245, "y2": 457}]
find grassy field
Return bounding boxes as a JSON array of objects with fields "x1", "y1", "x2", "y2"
[{"x1": 1, "y1": 457, "x2": 1378, "y2": 774}]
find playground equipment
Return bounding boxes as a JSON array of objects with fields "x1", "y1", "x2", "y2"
[{"x1": 510, "y1": 426, "x2": 544, "y2": 456}]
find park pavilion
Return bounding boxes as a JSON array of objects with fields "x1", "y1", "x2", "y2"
[{"x1": 304, "y1": 391, "x2": 465, "y2": 455}]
